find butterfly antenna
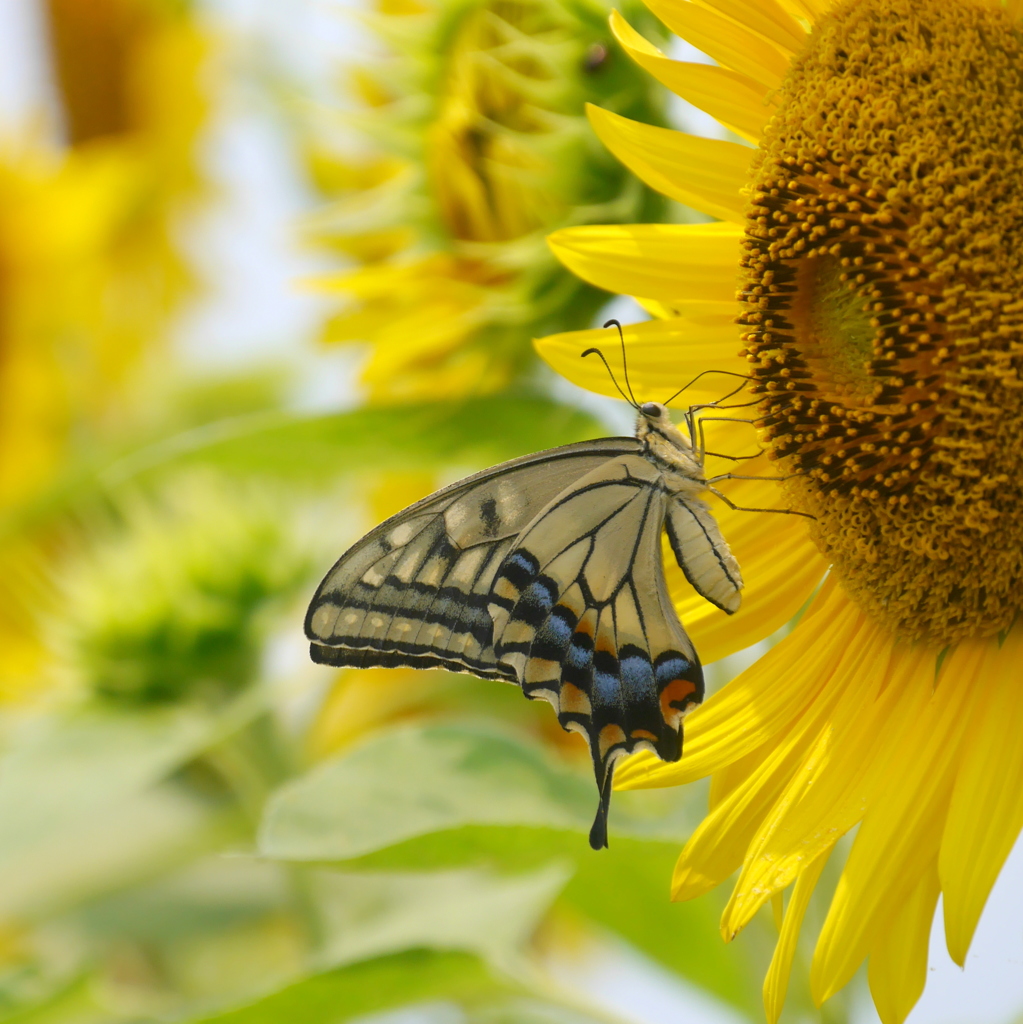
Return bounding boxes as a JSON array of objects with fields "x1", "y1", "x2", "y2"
[
  {"x1": 661, "y1": 369, "x2": 756, "y2": 408},
  {"x1": 603, "y1": 318, "x2": 639, "y2": 407},
  {"x1": 581, "y1": 346, "x2": 637, "y2": 409}
]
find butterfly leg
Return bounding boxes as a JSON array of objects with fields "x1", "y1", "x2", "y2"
[
  {"x1": 702, "y1": 451, "x2": 761, "y2": 461},
  {"x1": 692, "y1": 415, "x2": 764, "y2": 466},
  {"x1": 706, "y1": 484, "x2": 816, "y2": 519}
]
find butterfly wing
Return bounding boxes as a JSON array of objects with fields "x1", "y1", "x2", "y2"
[
  {"x1": 305, "y1": 438, "x2": 641, "y2": 680},
  {"x1": 488, "y1": 454, "x2": 704, "y2": 849},
  {"x1": 665, "y1": 492, "x2": 743, "y2": 614}
]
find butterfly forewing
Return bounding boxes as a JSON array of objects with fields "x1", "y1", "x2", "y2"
[{"x1": 305, "y1": 439, "x2": 640, "y2": 680}]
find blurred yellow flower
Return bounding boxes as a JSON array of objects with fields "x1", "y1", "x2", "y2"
[
  {"x1": 308, "y1": 0, "x2": 670, "y2": 402},
  {"x1": 0, "y1": 0, "x2": 209, "y2": 699},
  {"x1": 536, "y1": 0, "x2": 1023, "y2": 1021}
]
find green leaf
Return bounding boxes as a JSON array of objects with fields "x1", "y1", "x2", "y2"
[
  {"x1": 563, "y1": 841, "x2": 761, "y2": 1018},
  {"x1": 0, "y1": 787, "x2": 234, "y2": 923},
  {"x1": 0, "y1": 703, "x2": 247, "y2": 864},
  {"x1": 98, "y1": 396, "x2": 604, "y2": 488},
  {"x1": 184, "y1": 949, "x2": 625, "y2": 1024},
  {"x1": 259, "y1": 723, "x2": 596, "y2": 862},
  {"x1": 187, "y1": 950, "x2": 516, "y2": 1024},
  {"x1": 312, "y1": 865, "x2": 570, "y2": 972},
  {"x1": 1, "y1": 395, "x2": 603, "y2": 545},
  {"x1": 258, "y1": 723, "x2": 759, "y2": 1016}
]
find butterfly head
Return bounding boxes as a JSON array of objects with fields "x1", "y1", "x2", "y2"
[{"x1": 636, "y1": 400, "x2": 698, "y2": 465}]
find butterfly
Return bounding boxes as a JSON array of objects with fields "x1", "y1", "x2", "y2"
[{"x1": 305, "y1": 324, "x2": 800, "y2": 848}]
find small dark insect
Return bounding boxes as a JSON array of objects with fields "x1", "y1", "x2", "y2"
[{"x1": 583, "y1": 42, "x2": 609, "y2": 72}]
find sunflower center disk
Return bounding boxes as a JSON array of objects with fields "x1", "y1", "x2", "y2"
[{"x1": 740, "y1": 0, "x2": 1023, "y2": 644}]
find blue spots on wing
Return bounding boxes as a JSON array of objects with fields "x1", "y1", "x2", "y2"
[
  {"x1": 513, "y1": 575, "x2": 557, "y2": 627},
  {"x1": 619, "y1": 644, "x2": 655, "y2": 696},
  {"x1": 654, "y1": 651, "x2": 698, "y2": 691},
  {"x1": 499, "y1": 549, "x2": 539, "y2": 590},
  {"x1": 530, "y1": 605, "x2": 576, "y2": 661}
]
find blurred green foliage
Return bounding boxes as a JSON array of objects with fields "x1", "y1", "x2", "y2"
[{"x1": 0, "y1": 0, "x2": 858, "y2": 1021}]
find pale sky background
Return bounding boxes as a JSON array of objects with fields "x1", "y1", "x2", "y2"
[{"x1": 1, "y1": 1, "x2": 1023, "y2": 1021}]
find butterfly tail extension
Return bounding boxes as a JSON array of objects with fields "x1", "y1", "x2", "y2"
[{"x1": 588, "y1": 756, "x2": 617, "y2": 850}]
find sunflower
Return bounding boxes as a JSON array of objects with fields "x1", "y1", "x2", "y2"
[
  {"x1": 536, "y1": 0, "x2": 1023, "y2": 1021},
  {"x1": 0, "y1": 0, "x2": 208, "y2": 700},
  {"x1": 306, "y1": 0, "x2": 670, "y2": 402}
]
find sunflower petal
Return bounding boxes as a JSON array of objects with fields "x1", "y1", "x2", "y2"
[
  {"x1": 774, "y1": 0, "x2": 825, "y2": 20},
  {"x1": 810, "y1": 644, "x2": 981, "y2": 1003},
  {"x1": 692, "y1": 0, "x2": 807, "y2": 53},
  {"x1": 867, "y1": 861, "x2": 940, "y2": 1024},
  {"x1": 534, "y1": 309, "x2": 745, "y2": 403},
  {"x1": 617, "y1": 579, "x2": 857, "y2": 790},
  {"x1": 641, "y1": 0, "x2": 789, "y2": 88},
  {"x1": 672, "y1": 696, "x2": 839, "y2": 902},
  {"x1": 709, "y1": 615, "x2": 895, "y2": 925},
  {"x1": 547, "y1": 221, "x2": 742, "y2": 304},
  {"x1": 721, "y1": 639, "x2": 934, "y2": 934},
  {"x1": 610, "y1": 12, "x2": 776, "y2": 143},
  {"x1": 586, "y1": 105, "x2": 750, "y2": 223},
  {"x1": 939, "y1": 628, "x2": 1023, "y2": 965},
  {"x1": 763, "y1": 852, "x2": 830, "y2": 1024}
]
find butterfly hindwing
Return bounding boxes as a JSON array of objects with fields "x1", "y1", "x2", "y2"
[
  {"x1": 488, "y1": 455, "x2": 704, "y2": 848},
  {"x1": 305, "y1": 438, "x2": 641, "y2": 680}
]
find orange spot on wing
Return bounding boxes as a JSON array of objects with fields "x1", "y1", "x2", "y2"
[
  {"x1": 559, "y1": 682, "x2": 592, "y2": 716},
  {"x1": 598, "y1": 724, "x2": 627, "y2": 759},
  {"x1": 630, "y1": 728, "x2": 658, "y2": 742},
  {"x1": 660, "y1": 678, "x2": 698, "y2": 727}
]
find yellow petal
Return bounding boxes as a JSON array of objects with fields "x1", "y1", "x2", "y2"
[
  {"x1": 547, "y1": 221, "x2": 742, "y2": 305},
  {"x1": 763, "y1": 853, "x2": 830, "y2": 1024},
  {"x1": 635, "y1": 296, "x2": 687, "y2": 320},
  {"x1": 672, "y1": 694, "x2": 838, "y2": 902},
  {"x1": 587, "y1": 105, "x2": 750, "y2": 223},
  {"x1": 610, "y1": 12, "x2": 776, "y2": 143},
  {"x1": 691, "y1": 0, "x2": 807, "y2": 53},
  {"x1": 939, "y1": 627, "x2": 1023, "y2": 965},
  {"x1": 708, "y1": 739, "x2": 772, "y2": 811},
  {"x1": 867, "y1": 861, "x2": 940, "y2": 1024},
  {"x1": 534, "y1": 309, "x2": 745, "y2": 406},
  {"x1": 810, "y1": 643, "x2": 981, "y2": 1004},
  {"x1": 774, "y1": 0, "x2": 825, "y2": 21},
  {"x1": 641, "y1": 0, "x2": 789, "y2": 89},
  {"x1": 617, "y1": 578, "x2": 857, "y2": 790},
  {"x1": 721, "y1": 638, "x2": 934, "y2": 934}
]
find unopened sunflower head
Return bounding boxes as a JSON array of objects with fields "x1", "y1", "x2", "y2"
[
  {"x1": 308, "y1": 0, "x2": 670, "y2": 402},
  {"x1": 536, "y1": 0, "x2": 1023, "y2": 1021},
  {"x1": 55, "y1": 476, "x2": 310, "y2": 707},
  {"x1": 0, "y1": 0, "x2": 210, "y2": 703}
]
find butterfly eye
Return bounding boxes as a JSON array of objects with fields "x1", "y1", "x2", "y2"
[{"x1": 641, "y1": 402, "x2": 663, "y2": 418}]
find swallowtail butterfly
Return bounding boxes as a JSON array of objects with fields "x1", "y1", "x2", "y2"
[{"x1": 306, "y1": 327, "x2": 796, "y2": 848}]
